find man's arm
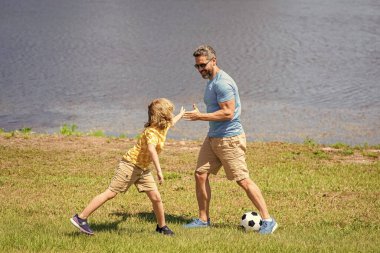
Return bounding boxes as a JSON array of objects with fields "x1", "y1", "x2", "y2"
[{"x1": 183, "y1": 100, "x2": 235, "y2": 122}]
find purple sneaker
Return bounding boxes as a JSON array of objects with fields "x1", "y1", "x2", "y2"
[
  {"x1": 70, "y1": 214, "x2": 94, "y2": 235},
  {"x1": 155, "y1": 225, "x2": 175, "y2": 236}
]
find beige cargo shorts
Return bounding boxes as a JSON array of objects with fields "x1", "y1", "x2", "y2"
[
  {"x1": 108, "y1": 160, "x2": 157, "y2": 193},
  {"x1": 196, "y1": 133, "x2": 249, "y2": 181}
]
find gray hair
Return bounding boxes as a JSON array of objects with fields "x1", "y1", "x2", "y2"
[{"x1": 193, "y1": 44, "x2": 216, "y2": 60}]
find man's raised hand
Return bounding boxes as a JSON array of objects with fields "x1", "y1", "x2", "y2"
[{"x1": 183, "y1": 104, "x2": 201, "y2": 121}]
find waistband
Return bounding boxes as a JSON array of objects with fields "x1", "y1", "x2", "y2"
[{"x1": 208, "y1": 133, "x2": 245, "y2": 140}]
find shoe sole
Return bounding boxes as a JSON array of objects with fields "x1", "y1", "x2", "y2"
[
  {"x1": 157, "y1": 232, "x2": 175, "y2": 236},
  {"x1": 70, "y1": 218, "x2": 94, "y2": 235},
  {"x1": 271, "y1": 223, "x2": 278, "y2": 234},
  {"x1": 183, "y1": 225, "x2": 210, "y2": 229}
]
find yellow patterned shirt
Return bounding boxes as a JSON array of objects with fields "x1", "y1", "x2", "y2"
[{"x1": 122, "y1": 126, "x2": 169, "y2": 170}]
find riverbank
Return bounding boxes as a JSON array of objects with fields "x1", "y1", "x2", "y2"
[{"x1": 1, "y1": 131, "x2": 379, "y2": 165}]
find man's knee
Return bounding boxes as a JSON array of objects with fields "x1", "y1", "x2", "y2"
[{"x1": 195, "y1": 171, "x2": 208, "y2": 182}]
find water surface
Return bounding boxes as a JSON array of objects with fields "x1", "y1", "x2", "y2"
[{"x1": 1, "y1": 0, "x2": 379, "y2": 144}]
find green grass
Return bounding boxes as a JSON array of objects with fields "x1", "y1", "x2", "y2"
[
  {"x1": 88, "y1": 129, "x2": 106, "y2": 137},
  {"x1": 60, "y1": 124, "x2": 81, "y2": 136},
  {"x1": 0, "y1": 135, "x2": 379, "y2": 252}
]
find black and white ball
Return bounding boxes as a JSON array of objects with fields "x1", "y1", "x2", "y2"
[{"x1": 240, "y1": 211, "x2": 262, "y2": 232}]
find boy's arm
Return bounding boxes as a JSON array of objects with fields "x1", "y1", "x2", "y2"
[
  {"x1": 147, "y1": 143, "x2": 164, "y2": 184},
  {"x1": 172, "y1": 106, "x2": 186, "y2": 126}
]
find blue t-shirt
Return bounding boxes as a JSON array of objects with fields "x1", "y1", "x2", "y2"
[{"x1": 204, "y1": 70, "x2": 244, "y2": 137}]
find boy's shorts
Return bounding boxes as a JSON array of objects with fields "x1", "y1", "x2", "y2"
[
  {"x1": 196, "y1": 133, "x2": 249, "y2": 181},
  {"x1": 108, "y1": 160, "x2": 157, "y2": 193}
]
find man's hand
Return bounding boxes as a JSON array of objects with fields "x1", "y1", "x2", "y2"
[{"x1": 183, "y1": 104, "x2": 201, "y2": 121}]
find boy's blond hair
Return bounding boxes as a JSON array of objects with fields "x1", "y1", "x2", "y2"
[{"x1": 144, "y1": 98, "x2": 174, "y2": 130}]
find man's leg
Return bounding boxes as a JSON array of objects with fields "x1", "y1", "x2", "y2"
[
  {"x1": 195, "y1": 171, "x2": 211, "y2": 222},
  {"x1": 237, "y1": 178, "x2": 270, "y2": 219},
  {"x1": 183, "y1": 171, "x2": 211, "y2": 228},
  {"x1": 184, "y1": 137, "x2": 219, "y2": 228},
  {"x1": 237, "y1": 179, "x2": 278, "y2": 234}
]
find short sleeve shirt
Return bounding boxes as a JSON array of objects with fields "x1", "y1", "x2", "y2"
[
  {"x1": 123, "y1": 126, "x2": 169, "y2": 169},
  {"x1": 204, "y1": 70, "x2": 244, "y2": 137}
]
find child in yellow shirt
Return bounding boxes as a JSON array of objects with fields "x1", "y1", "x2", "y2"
[{"x1": 70, "y1": 98, "x2": 185, "y2": 236}]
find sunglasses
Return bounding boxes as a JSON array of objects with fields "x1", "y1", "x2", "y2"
[{"x1": 194, "y1": 58, "x2": 214, "y2": 70}]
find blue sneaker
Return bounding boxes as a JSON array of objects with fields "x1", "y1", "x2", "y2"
[
  {"x1": 184, "y1": 218, "x2": 210, "y2": 228},
  {"x1": 259, "y1": 218, "x2": 278, "y2": 234},
  {"x1": 70, "y1": 214, "x2": 94, "y2": 235}
]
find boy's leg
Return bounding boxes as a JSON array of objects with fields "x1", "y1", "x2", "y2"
[
  {"x1": 146, "y1": 190, "x2": 174, "y2": 236},
  {"x1": 71, "y1": 161, "x2": 133, "y2": 235},
  {"x1": 79, "y1": 189, "x2": 117, "y2": 219},
  {"x1": 79, "y1": 160, "x2": 136, "y2": 219},
  {"x1": 145, "y1": 190, "x2": 165, "y2": 227},
  {"x1": 71, "y1": 189, "x2": 117, "y2": 235}
]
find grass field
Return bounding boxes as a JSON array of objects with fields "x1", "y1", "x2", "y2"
[{"x1": 0, "y1": 133, "x2": 379, "y2": 252}]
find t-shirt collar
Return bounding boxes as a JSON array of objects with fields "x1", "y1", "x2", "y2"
[{"x1": 208, "y1": 70, "x2": 222, "y2": 85}]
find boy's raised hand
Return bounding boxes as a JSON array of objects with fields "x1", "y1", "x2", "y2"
[
  {"x1": 179, "y1": 106, "x2": 186, "y2": 117},
  {"x1": 172, "y1": 106, "x2": 186, "y2": 125}
]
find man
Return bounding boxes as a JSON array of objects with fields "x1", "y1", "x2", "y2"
[{"x1": 183, "y1": 44, "x2": 278, "y2": 234}]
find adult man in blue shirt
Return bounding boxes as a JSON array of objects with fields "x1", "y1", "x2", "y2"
[{"x1": 183, "y1": 45, "x2": 278, "y2": 234}]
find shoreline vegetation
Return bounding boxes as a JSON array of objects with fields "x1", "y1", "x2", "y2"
[
  {"x1": 1, "y1": 124, "x2": 380, "y2": 151},
  {"x1": 1, "y1": 126, "x2": 379, "y2": 252}
]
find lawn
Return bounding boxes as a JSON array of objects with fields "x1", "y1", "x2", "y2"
[{"x1": 0, "y1": 134, "x2": 379, "y2": 252}]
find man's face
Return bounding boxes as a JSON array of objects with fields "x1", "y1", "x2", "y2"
[{"x1": 194, "y1": 56, "x2": 214, "y2": 79}]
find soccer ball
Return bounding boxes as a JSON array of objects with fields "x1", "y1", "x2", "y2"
[{"x1": 240, "y1": 211, "x2": 262, "y2": 232}]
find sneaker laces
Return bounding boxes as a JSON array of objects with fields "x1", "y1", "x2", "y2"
[
  {"x1": 194, "y1": 218, "x2": 207, "y2": 225},
  {"x1": 261, "y1": 221, "x2": 268, "y2": 229},
  {"x1": 77, "y1": 217, "x2": 88, "y2": 225}
]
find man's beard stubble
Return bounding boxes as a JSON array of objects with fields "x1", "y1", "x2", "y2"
[{"x1": 201, "y1": 69, "x2": 211, "y2": 79}]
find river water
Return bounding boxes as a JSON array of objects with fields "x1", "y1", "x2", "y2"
[{"x1": 1, "y1": 0, "x2": 379, "y2": 144}]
